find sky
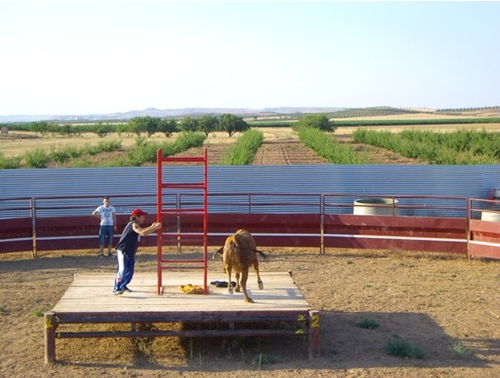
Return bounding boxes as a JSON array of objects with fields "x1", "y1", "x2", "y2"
[{"x1": 1, "y1": 1, "x2": 499, "y2": 116}]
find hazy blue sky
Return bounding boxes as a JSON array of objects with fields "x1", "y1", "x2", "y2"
[{"x1": 1, "y1": 1, "x2": 499, "y2": 115}]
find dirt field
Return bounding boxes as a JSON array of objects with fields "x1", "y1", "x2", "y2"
[
  {"x1": 1, "y1": 119, "x2": 500, "y2": 377},
  {"x1": 0, "y1": 247, "x2": 499, "y2": 378}
]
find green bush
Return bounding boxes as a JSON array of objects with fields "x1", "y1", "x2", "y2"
[
  {"x1": 69, "y1": 156, "x2": 93, "y2": 168},
  {"x1": 100, "y1": 140, "x2": 122, "y2": 152},
  {"x1": 383, "y1": 337, "x2": 426, "y2": 359},
  {"x1": 299, "y1": 127, "x2": 368, "y2": 164},
  {"x1": 49, "y1": 145, "x2": 81, "y2": 163},
  {"x1": 0, "y1": 153, "x2": 22, "y2": 169},
  {"x1": 293, "y1": 114, "x2": 336, "y2": 133},
  {"x1": 356, "y1": 318, "x2": 379, "y2": 329},
  {"x1": 127, "y1": 132, "x2": 206, "y2": 166},
  {"x1": 170, "y1": 132, "x2": 206, "y2": 154},
  {"x1": 24, "y1": 149, "x2": 50, "y2": 168},
  {"x1": 352, "y1": 128, "x2": 500, "y2": 165},
  {"x1": 220, "y1": 129, "x2": 264, "y2": 165}
]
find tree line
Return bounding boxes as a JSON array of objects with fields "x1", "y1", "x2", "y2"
[
  {"x1": 2, "y1": 113, "x2": 339, "y2": 138},
  {"x1": 3, "y1": 114, "x2": 250, "y2": 138}
]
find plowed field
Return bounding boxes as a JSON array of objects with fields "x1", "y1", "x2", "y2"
[{"x1": 170, "y1": 128, "x2": 423, "y2": 165}]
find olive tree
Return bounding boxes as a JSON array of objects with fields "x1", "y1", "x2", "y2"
[
  {"x1": 179, "y1": 116, "x2": 199, "y2": 132},
  {"x1": 28, "y1": 121, "x2": 51, "y2": 136},
  {"x1": 219, "y1": 113, "x2": 249, "y2": 137},
  {"x1": 92, "y1": 123, "x2": 114, "y2": 138},
  {"x1": 157, "y1": 118, "x2": 178, "y2": 137},
  {"x1": 198, "y1": 115, "x2": 219, "y2": 136},
  {"x1": 127, "y1": 116, "x2": 159, "y2": 137},
  {"x1": 293, "y1": 114, "x2": 336, "y2": 133}
]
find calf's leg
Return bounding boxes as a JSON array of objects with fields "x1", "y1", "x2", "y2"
[
  {"x1": 234, "y1": 272, "x2": 241, "y2": 293},
  {"x1": 226, "y1": 266, "x2": 234, "y2": 295},
  {"x1": 253, "y1": 261, "x2": 264, "y2": 290},
  {"x1": 240, "y1": 268, "x2": 253, "y2": 303}
]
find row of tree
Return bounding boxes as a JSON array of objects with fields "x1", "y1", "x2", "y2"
[
  {"x1": 7, "y1": 113, "x2": 337, "y2": 139},
  {"x1": 326, "y1": 106, "x2": 421, "y2": 119},
  {"x1": 21, "y1": 114, "x2": 250, "y2": 138},
  {"x1": 436, "y1": 106, "x2": 500, "y2": 113}
]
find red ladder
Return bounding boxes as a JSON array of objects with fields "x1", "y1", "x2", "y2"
[{"x1": 156, "y1": 148, "x2": 208, "y2": 295}]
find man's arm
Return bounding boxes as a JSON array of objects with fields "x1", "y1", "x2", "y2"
[{"x1": 133, "y1": 222, "x2": 162, "y2": 237}]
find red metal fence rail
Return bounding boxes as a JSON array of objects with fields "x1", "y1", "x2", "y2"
[{"x1": 1, "y1": 193, "x2": 499, "y2": 260}]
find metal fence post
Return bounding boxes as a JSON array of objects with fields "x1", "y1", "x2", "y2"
[{"x1": 30, "y1": 197, "x2": 37, "y2": 258}]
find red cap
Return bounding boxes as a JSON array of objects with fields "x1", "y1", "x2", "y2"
[{"x1": 131, "y1": 208, "x2": 148, "y2": 217}]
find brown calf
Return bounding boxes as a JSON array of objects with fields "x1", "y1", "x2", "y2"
[{"x1": 214, "y1": 229, "x2": 266, "y2": 303}]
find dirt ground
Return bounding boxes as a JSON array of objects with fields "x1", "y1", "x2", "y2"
[
  {"x1": 0, "y1": 247, "x2": 499, "y2": 378},
  {"x1": 1, "y1": 120, "x2": 500, "y2": 377}
]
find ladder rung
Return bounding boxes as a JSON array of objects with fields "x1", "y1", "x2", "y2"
[
  {"x1": 162, "y1": 243, "x2": 205, "y2": 247},
  {"x1": 161, "y1": 266, "x2": 205, "y2": 271},
  {"x1": 161, "y1": 183, "x2": 205, "y2": 189},
  {"x1": 161, "y1": 156, "x2": 206, "y2": 163},
  {"x1": 161, "y1": 240, "x2": 206, "y2": 244},
  {"x1": 162, "y1": 238, "x2": 205, "y2": 242},
  {"x1": 161, "y1": 209, "x2": 206, "y2": 215},
  {"x1": 161, "y1": 235, "x2": 205, "y2": 239},
  {"x1": 161, "y1": 232, "x2": 204, "y2": 237},
  {"x1": 161, "y1": 237, "x2": 204, "y2": 241},
  {"x1": 161, "y1": 259, "x2": 205, "y2": 264}
]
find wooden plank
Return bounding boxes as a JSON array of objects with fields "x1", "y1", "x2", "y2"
[
  {"x1": 52, "y1": 272, "x2": 311, "y2": 314},
  {"x1": 46, "y1": 271, "x2": 317, "y2": 364}
]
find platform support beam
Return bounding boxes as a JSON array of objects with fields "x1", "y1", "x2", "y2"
[
  {"x1": 308, "y1": 310, "x2": 320, "y2": 359},
  {"x1": 44, "y1": 312, "x2": 56, "y2": 364}
]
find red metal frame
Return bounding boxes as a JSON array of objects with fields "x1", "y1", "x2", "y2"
[
  {"x1": 156, "y1": 148, "x2": 209, "y2": 295},
  {"x1": 3, "y1": 193, "x2": 500, "y2": 262}
]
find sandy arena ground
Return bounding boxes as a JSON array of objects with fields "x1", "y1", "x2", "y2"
[{"x1": 0, "y1": 247, "x2": 499, "y2": 378}]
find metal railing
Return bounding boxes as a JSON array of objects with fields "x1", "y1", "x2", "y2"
[{"x1": 1, "y1": 192, "x2": 488, "y2": 258}]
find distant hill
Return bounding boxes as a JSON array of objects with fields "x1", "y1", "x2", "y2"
[
  {"x1": 0, "y1": 107, "x2": 346, "y2": 123},
  {"x1": 2, "y1": 105, "x2": 498, "y2": 124}
]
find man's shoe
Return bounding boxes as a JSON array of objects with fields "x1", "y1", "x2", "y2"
[
  {"x1": 113, "y1": 290, "x2": 124, "y2": 295},
  {"x1": 99, "y1": 253, "x2": 105, "y2": 259},
  {"x1": 107, "y1": 253, "x2": 113, "y2": 257},
  {"x1": 124, "y1": 286, "x2": 132, "y2": 292}
]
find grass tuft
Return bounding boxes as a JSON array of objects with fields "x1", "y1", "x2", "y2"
[
  {"x1": 383, "y1": 337, "x2": 426, "y2": 359},
  {"x1": 30, "y1": 309, "x2": 44, "y2": 317},
  {"x1": 356, "y1": 318, "x2": 379, "y2": 329},
  {"x1": 449, "y1": 341, "x2": 469, "y2": 359},
  {"x1": 252, "y1": 352, "x2": 278, "y2": 368}
]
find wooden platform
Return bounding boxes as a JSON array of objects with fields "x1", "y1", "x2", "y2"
[{"x1": 44, "y1": 271, "x2": 320, "y2": 363}]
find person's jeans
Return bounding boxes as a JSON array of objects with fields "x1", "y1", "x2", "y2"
[
  {"x1": 114, "y1": 249, "x2": 135, "y2": 291},
  {"x1": 99, "y1": 225, "x2": 114, "y2": 247}
]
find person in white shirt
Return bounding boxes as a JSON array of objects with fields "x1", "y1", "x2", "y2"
[{"x1": 92, "y1": 196, "x2": 117, "y2": 258}]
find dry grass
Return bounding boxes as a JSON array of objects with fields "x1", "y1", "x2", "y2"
[
  {"x1": 0, "y1": 247, "x2": 499, "y2": 378},
  {"x1": 3, "y1": 121, "x2": 500, "y2": 160},
  {"x1": 0, "y1": 128, "x2": 299, "y2": 159}
]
